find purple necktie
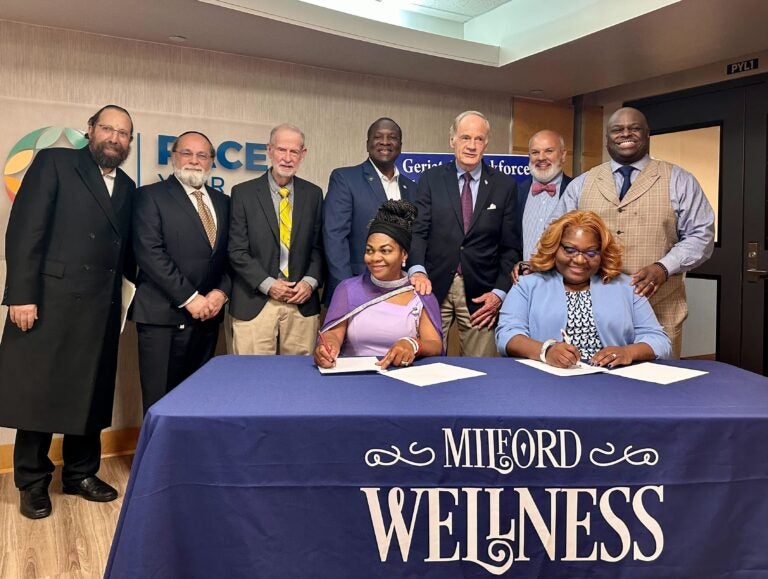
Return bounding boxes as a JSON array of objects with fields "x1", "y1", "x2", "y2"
[{"x1": 461, "y1": 172, "x2": 473, "y2": 234}]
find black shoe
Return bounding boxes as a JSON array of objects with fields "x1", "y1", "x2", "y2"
[
  {"x1": 62, "y1": 476, "x2": 118, "y2": 502},
  {"x1": 20, "y1": 486, "x2": 52, "y2": 519}
]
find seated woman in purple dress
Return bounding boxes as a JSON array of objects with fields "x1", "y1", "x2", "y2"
[{"x1": 315, "y1": 200, "x2": 442, "y2": 370}]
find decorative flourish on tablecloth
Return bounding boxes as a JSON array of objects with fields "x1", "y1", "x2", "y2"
[
  {"x1": 365, "y1": 442, "x2": 435, "y2": 467},
  {"x1": 589, "y1": 442, "x2": 659, "y2": 467},
  {"x1": 474, "y1": 539, "x2": 514, "y2": 575}
]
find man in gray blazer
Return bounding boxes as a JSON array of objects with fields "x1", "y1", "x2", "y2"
[{"x1": 228, "y1": 123, "x2": 323, "y2": 355}]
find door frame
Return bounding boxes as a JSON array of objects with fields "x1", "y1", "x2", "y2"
[{"x1": 627, "y1": 73, "x2": 768, "y2": 372}]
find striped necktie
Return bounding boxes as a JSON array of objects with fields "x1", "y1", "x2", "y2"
[{"x1": 192, "y1": 190, "x2": 216, "y2": 247}]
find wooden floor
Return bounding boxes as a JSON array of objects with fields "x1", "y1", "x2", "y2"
[{"x1": 0, "y1": 455, "x2": 133, "y2": 579}]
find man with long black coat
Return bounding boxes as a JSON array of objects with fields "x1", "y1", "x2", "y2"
[{"x1": 0, "y1": 105, "x2": 136, "y2": 519}]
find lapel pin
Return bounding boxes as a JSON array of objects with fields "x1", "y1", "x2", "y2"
[{"x1": 484, "y1": 179, "x2": 489, "y2": 186}]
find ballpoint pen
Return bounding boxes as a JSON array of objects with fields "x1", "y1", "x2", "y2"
[{"x1": 560, "y1": 328, "x2": 582, "y2": 366}]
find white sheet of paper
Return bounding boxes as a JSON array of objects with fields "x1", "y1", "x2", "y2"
[
  {"x1": 516, "y1": 358, "x2": 708, "y2": 384},
  {"x1": 318, "y1": 356, "x2": 381, "y2": 374},
  {"x1": 515, "y1": 358, "x2": 608, "y2": 376},
  {"x1": 609, "y1": 362, "x2": 708, "y2": 384},
  {"x1": 381, "y1": 362, "x2": 486, "y2": 387},
  {"x1": 120, "y1": 277, "x2": 136, "y2": 334}
]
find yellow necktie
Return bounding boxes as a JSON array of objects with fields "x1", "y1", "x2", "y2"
[
  {"x1": 278, "y1": 187, "x2": 291, "y2": 277},
  {"x1": 192, "y1": 190, "x2": 216, "y2": 247}
]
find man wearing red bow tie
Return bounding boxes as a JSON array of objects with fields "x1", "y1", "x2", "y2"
[{"x1": 516, "y1": 130, "x2": 572, "y2": 261}]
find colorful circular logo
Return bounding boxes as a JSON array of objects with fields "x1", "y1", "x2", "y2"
[{"x1": 4, "y1": 127, "x2": 87, "y2": 201}]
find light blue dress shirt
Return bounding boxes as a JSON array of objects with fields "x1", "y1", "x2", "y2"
[
  {"x1": 522, "y1": 173, "x2": 563, "y2": 260},
  {"x1": 554, "y1": 155, "x2": 715, "y2": 275}
]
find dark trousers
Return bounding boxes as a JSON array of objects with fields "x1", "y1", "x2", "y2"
[
  {"x1": 14, "y1": 429, "x2": 101, "y2": 490},
  {"x1": 137, "y1": 321, "x2": 220, "y2": 415}
]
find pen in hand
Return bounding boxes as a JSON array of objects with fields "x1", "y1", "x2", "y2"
[
  {"x1": 560, "y1": 328, "x2": 581, "y2": 366},
  {"x1": 317, "y1": 331, "x2": 336, "y2": 366}
]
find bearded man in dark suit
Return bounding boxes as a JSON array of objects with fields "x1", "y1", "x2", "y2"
[
  {"x1": 131, "y1": 131, "x2": 230, "y2": 415},
  {"x1": 0, "y1": 105, "x2": 136, "y2": 519}
]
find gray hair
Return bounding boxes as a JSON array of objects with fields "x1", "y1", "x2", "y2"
[
  {"x1": 449, "y1": 111, "x2": 490, "y2": 139},
  {"x1": 528, "y1": 129, "x2": 566, "y2": 150},
  {"x1": 269, "y1": 123, "x2": 306, "y2": 148}
]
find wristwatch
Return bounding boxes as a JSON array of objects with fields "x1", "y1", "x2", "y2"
[{"x1": 539, "y1": 339, "x2": 557, "y2": 364}]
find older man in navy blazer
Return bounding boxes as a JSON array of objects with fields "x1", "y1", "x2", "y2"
[
  {"x1": 409, "y1": 111, "x2": 521, "y2": 357},
  {"x1": 323, "y1": 118, "x2": 416, "y2": 303}
]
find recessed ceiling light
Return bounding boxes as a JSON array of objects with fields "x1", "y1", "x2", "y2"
[
  {"x1": 529, "y1": 89, "x2": 544, "y2": 96},
  {"x1": 168, "y1": 35, "x2": 188, "y2": 43}
]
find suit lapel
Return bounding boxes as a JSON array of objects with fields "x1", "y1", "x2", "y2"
[
  {"x1": 362, "y1": 161, "x2": 387, "y2": 205},
  {"x1": 256, "y1": 177, "x2": 279, "y2": 243},
  {"x1": 398, "y1": 175, "x2": 413, "y2": 201},
  {"x1": 469, "y1": 165, "x2": 492, "y2": 232},
  {"x1": 594, "y1": 165, "x2": 621, "y2": 207},
  {"x1": 290, "y1": 180, "x2": 306, "y2": 248},
  {"x1": 111, "y1": 171, "x2": 129, "y2": 214},
  {"x1": 443, "y1": 164, "x2": 464, "y2": 231},
  {"x1": 206, "y1": 185, "x2": 228, "y2": 250},
  {"x1": 167, "y1": 176, "x2": 211, "y2": 247},
  {"x1": 75, "y1": 147, "x2": 120, "y2": 234},
  {"x1": 622, "y1": 160, "x2": 660, "y2": 205}
]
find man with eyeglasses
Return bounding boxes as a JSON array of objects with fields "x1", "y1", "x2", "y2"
[
  {"x1": 517, "y1": 130, "x2": 572, "y2": 261},
  {"x1": 131, "y1": 131, "x2": 231, "y2": 414},
  {"x1": 552, "y1": 107, "x2": 715, "y2": 358},
  {"x1": 229, "y1": 123, "x2": 323, "y2": 355},
  {"x1": 0, "y1": 104, "x2": 136, "y2": 519},
  {"x1": 408, "y1": 111, "x2": 521, "y2": 357}
]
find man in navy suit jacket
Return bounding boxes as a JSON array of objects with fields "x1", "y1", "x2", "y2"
[
  {"x1": 409, "y1": 111, "x2": 521, "y2": 357},
  {"x1": 516, "y1": 130, "x2": 573, "y2": 261},
  {"x1": 323, "y1": 118, "x2": 416, "y2": 303},
  {"x1": 132, "y1": 131, "x2": 231, "y2": 414}
]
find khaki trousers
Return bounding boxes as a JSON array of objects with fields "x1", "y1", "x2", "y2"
[
  {"x1": 231, "y1": 298, "x2": 318, "y2": 355},
  {"x1": 441, "y1": 274, "x2": 499, "y2": 358}
]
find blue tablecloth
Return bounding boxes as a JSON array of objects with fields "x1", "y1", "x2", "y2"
[{"x1": 105, "y1": 356, "x2": 768, "y2": 578}]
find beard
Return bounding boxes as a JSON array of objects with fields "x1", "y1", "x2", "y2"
[
  {"x1": 174, "y1": 166, "x2": 211, "y2": 189},
  {"x1": 529, "y1": 160, "x2": 563, "y2": 183},
  {"x1": 90, "y1": 140, "x2": 130, "y2": 169}
]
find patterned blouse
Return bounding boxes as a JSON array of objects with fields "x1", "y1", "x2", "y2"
[{"x1": 564, "y1": 290, "x2": 603, "y2": 360}]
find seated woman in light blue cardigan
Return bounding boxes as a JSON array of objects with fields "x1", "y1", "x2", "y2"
[{"x1": 496, "y1": 210, "x2": 671, "y2": 368}]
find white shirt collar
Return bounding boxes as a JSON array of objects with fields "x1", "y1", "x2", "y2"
[{"x1": 369, "y1": 158, "x2": 399, "y2": 182}]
